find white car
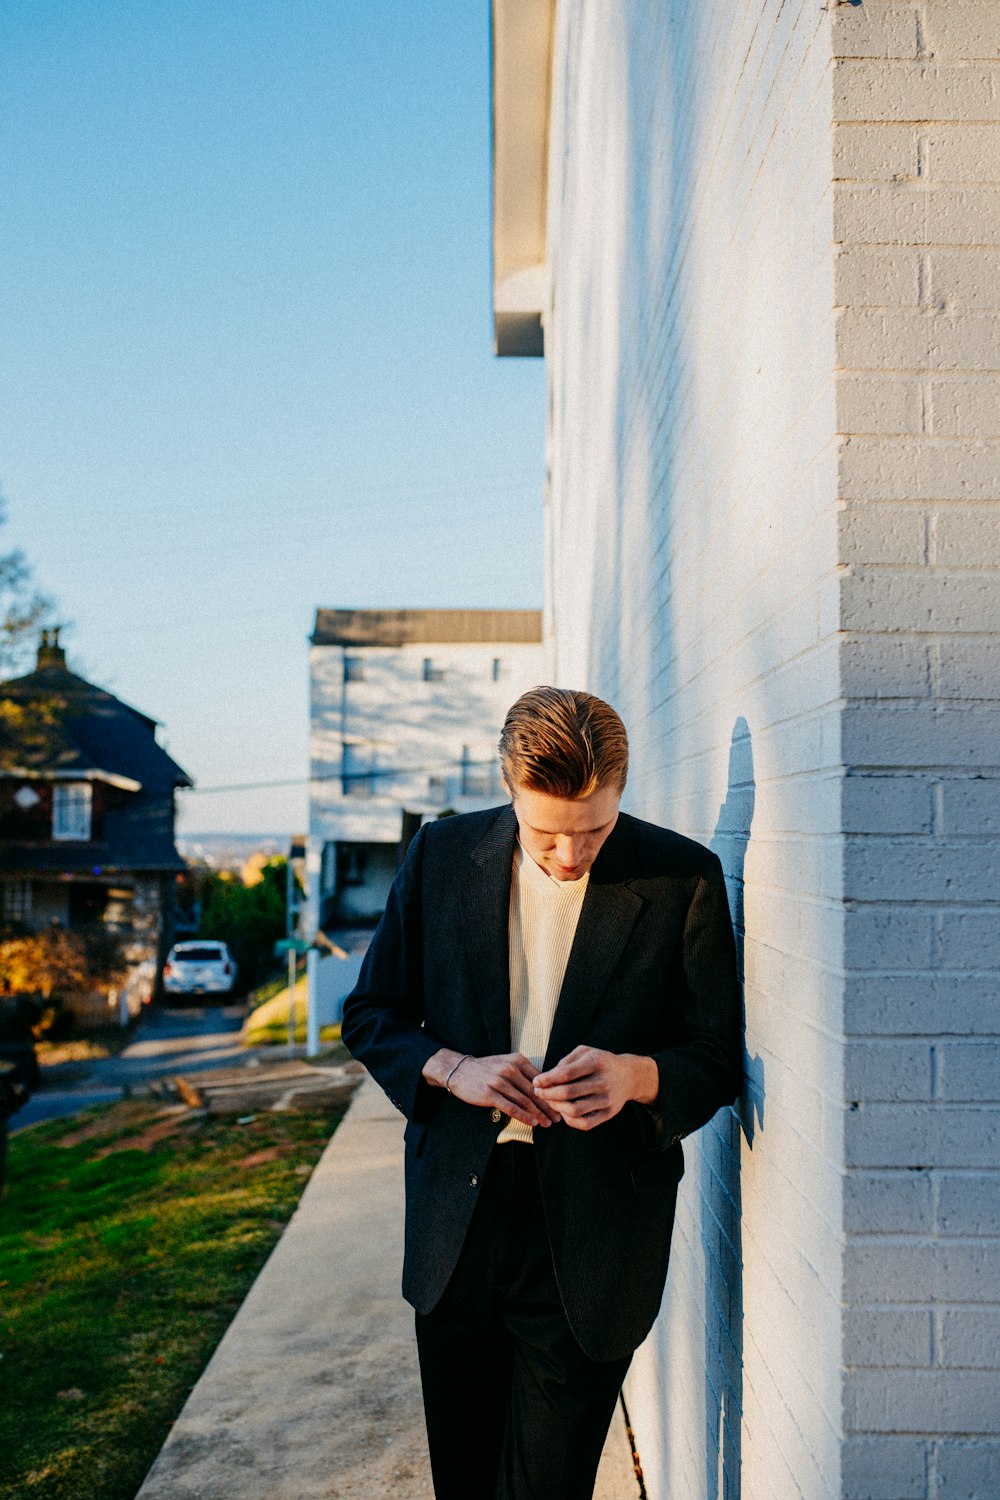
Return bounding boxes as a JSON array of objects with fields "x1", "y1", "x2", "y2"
[{"x1": 162, "y1": 941, "x2": 237, "y2": 998}]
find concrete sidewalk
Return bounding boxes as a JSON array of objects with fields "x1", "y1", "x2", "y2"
[{"x1": 135, "y1": 1077, "x2": 641, "y2": 1499}]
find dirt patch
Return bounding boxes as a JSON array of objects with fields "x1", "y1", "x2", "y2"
[
  {"x1": 56, "y1": 1101, "x2": 157, "y2": 1148},
  {"x1": 93, "y1": 1110, "x2": 194, "y2": 1156},
  {"x1": 54, "y1": 1103, "x2": 194, "y2": 1156},
  {"x1": 236, "y1": 1147, "x2": 284, "y2": 1169}
]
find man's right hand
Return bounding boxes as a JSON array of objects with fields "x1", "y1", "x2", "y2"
[{"x1": 421, "y1": 1049, "x2": 559, "y2": 1129}]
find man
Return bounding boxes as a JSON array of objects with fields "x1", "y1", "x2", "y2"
[{"x1": 341, "y1": 687, "x2": 743, "y2": 1500}]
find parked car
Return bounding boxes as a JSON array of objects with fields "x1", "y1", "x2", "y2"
[{"x1": 162, "y1": 941, "x2": 237, "y2": 999}]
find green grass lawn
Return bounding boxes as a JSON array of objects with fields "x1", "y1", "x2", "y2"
[{"x1": 0, "y1": 1098, "x2": 344, "y2": 1500}]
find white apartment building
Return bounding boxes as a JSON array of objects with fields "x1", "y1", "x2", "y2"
[{"x1": 305, "y1": 607, "x2": 543, "y2": 930}]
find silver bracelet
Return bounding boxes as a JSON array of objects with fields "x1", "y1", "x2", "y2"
[{"x1": 444, "y1": 1055, "x2": 470, "y2": 1094}]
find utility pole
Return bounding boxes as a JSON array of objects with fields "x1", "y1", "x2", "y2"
[
  {"x1": 285, "y1": 835, "x2": 306, "y2": 1054},
  {"x1": 286, "y1": 852, "x2": 296, "y2": 1054},
  {"x1": 306, "y1": 947, "x2": 320, "y2": 1057}
]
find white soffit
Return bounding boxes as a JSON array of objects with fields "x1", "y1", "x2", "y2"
[
  {"x1": 491, "y1": 0, "x2": 555, "y2": 357},
  {"x1": 2, "y1": 768, "x2": 143, "y2": 793}
]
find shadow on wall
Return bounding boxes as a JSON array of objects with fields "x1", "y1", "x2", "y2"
[{"x1": 703, "y1": 718, "x2": 765, "y2": 1500}]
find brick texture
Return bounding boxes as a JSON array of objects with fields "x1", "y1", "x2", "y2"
[
  {"x1": 545, "y1": 3, "x2": 842, "y2": 1496},
  {"x1": 835, "y1": 3, "x2": 1000, "y2": 1492},
  {"x1": 542, "y1": 1, "x2": 1000, "y2": 1496}
]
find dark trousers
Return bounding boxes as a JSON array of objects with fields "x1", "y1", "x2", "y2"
[{"x1": 414, "y1": 1145, "x2": 632, "y2": 1500}]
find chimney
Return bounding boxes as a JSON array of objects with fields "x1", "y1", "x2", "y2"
[{"x1": 37, "y1": 627, "x2": 66, "y2": 671}]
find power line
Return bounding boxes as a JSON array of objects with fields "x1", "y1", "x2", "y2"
[
  {"x1": 182, "y1": 775, "x2": 333, "y2": 793},
  {"x1": 33, "y1": 472, "x2": 544, "y2": 555},
  {"x1": 182, "y1": 758, "x2": 498, "y2": 795}
]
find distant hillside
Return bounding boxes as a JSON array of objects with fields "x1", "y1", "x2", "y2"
[{"x1": 177, "y1": 833, "x2": 301, "y2": 870}]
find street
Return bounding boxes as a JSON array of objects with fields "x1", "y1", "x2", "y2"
[{"x1": 12, "y1": 1003, "x2": 250, "y2": 1132}]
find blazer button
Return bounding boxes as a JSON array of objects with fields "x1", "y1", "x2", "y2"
[
  {"x1": 468, "y1": 1173, "x2": 479, "y2": 1188},
  {"x1": 490, "y1": 1108, "x2": 503, "y2": 1124}
]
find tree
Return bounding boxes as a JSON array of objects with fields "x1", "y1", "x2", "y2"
[
  {"x1": 0, "y1": 498, "x2": 60, "y2": 771},
  {"x1": 0, "y1": 923, "x2": 127, "y2": 1040},
  {"x1": 196, "y1": 859, "x2": 290, "y2": 993},
  {"x1": 0, "y1": 925, "x2": 125, "y2": 1002},
  {"x1": 0, "y1": 497, "x2": 55, "y2": 680}
]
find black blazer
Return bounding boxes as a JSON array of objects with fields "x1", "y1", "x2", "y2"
[{"x1": 341, "y1": 804, "x2": 743, "y2": 1361}]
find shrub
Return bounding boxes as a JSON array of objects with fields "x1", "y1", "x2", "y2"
[
  {"x1": 196, "y1": 859, "x2": 290, "y2": 993},
  {"x1": 0, "y1": 924, "x2": 126, "y2": 1036}
]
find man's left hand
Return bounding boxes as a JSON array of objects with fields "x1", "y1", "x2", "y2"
[{"x1": 533, "y1": 1047, "x2": 659, "y2": 1130}]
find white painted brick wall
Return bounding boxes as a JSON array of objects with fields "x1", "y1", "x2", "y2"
[
  {"x1": 835, "y1": 3, "x2": 1000, "y2": 1492},
  {"x1": 542, "y1": 0, "x2": 1000, "y2": 1495},
  {"x1": 545, "y1": 3, "x2": 841, "y2": 1496}
]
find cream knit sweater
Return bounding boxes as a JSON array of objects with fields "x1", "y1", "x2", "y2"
[{"x1": 497, "y1": 841, "x2": 589, "y2": 1145}]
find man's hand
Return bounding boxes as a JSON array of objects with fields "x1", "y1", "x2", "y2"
[
  {"x1": 422, "y1": 1049, "x2": 561, "y2": 1130},
  {"x1": 532, "y1": 1046, "x2": 659, "y2": 1131}
]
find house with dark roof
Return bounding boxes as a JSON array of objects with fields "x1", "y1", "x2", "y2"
[{"x1": 0, "y1": 630, "x2": 192, "y2": 1002}]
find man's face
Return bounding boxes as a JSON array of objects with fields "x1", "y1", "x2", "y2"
[{"x1": 504, "y1": 778, "x2": 621, "y2": 882}]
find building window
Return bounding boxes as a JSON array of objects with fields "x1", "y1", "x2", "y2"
[
  {"x1": 492, "y1": 657, "x2": 505, "y2": 682},
  {"x1": 461, "y1": 748, "x2": 498, "y2": 798},
  {"x1": 344, "y1": 655, "x2": 365, "y2": 683},
  {"x1": 341, "y1": 743, "x2": 375, "y2": 798},
  {"x1": 52, "y1": 782, "x2": 93, "y2": 841},
  {"x1": 320, "y1": 841, "x2": 338, "y2": 897},
  {"x1": 428, "y1": 775, "x2": 448, "y2": 804},
  {"x1": 2, "y1": 878, "x2": 32, "y2": 923},
  {"x1": 336, "y1": 843, "x2": 368, "y2": 887},
  {"x1": 423, "y1": 658, "x2": 445, "y2": 683}
]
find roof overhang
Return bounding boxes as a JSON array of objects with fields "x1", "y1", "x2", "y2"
[
  {"x1": 311, "y1": 607, "x2": 543, "y2": 647},
  {"x1": 491, "y1": 0, "x2": 556, "y2": 357},
  {"x1": 2, "y1": 862, "x2": 186, "y2": 879},
  {"x1": 0, "y1": 768, "x2": 143, "y2": 793}
]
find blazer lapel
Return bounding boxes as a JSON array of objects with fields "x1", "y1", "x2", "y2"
[
  {"x1": 459, "y1": 805, "x2": 518, "y2": 1055},
  {"x1": 543, "y1": 817, "x2": 645, "y2": 1068}
]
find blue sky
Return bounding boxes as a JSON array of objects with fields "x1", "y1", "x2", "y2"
[{"x1": 0, "y1": 0, "x2": 546, "y2": 834}]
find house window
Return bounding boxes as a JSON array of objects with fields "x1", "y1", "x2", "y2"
[
  {"x1": 344, "y1": 655, "x2": 366, "y2": 683},
  {"x1": 423, "y1": 658, "x2": 445, "y2": 683},
  {"x1": 342, "y1": 743, "x2": 375, "y2": 798},
  {"x1": 52, "y1": 782, "x2": 93, "y2": 841},
  {"x1": 1, "y1": 878, "x2": 32, "y2": 922}
]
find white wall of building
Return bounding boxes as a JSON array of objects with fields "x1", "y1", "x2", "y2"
[
  {"x1": 543, "y1": 3, "x2": 1000, "y2": 1496},
  {"x1": 833, "y1": 6, "x2": 1000, "y2": 1494},
  {"x1": 546, "y1": 8, "x2": 842, "y2": 1495},
  {"x1": 309, "y1": 947, "x2": 366, "y2": 1027},
  {"x1": 306, "y1": 638, "x2": 543, "y2": 929}
]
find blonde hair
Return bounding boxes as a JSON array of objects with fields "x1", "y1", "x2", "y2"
[{"x1": 499, "y1": 687, "x2": 629, "y2": 798}]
